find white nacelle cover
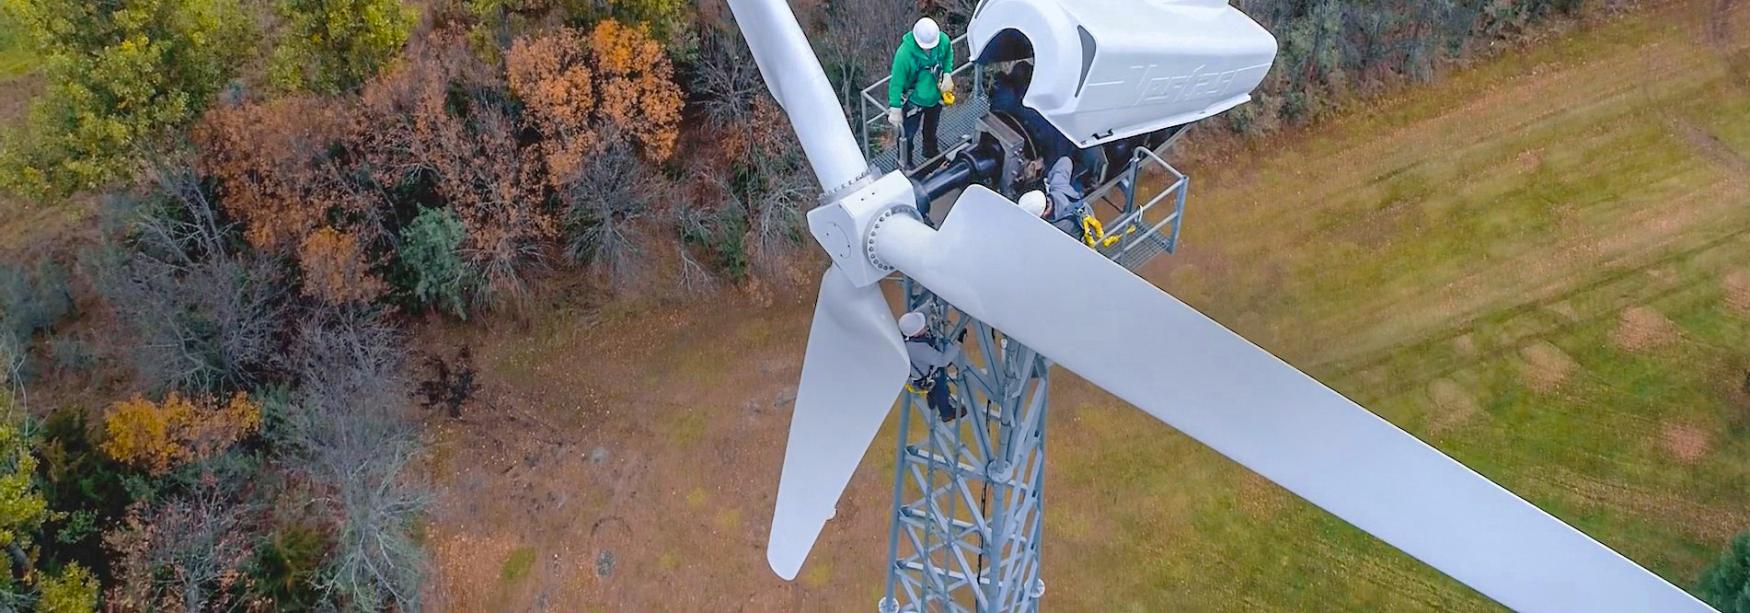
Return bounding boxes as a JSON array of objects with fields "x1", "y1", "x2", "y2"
[{"x1": 969, "y1": 0, "x2": 1278, "y2": 147}]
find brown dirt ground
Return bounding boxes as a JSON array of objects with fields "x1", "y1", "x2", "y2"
[
  {"x1": 1610, "y1": 306, "x2": 1681, "y2": 352},
  {"x1": 419, "y1": 292, "x2": 897, "y2": 611}
]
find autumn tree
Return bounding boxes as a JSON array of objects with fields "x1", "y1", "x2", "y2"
[
  {"x1": 269, "y1": 0, "x2": 418, "y2": 94},
  {"x1": 358, "y1": 34, "x2": 552, "y2": 309},
  {"x1": 299, "y1": 227, "x2": 387, "y2": 304},
  {"x1": 0, "y1": 0, "x2": 248, "y2": 197},
  {"x1": 506, "y1": 19, "x2": 684, "y2": 183},
  {"x1": 194, "y1": 96, "x2": 363, "y2": 253},
  {"x1": 100, "y1": 392, "x2": 263, "y2": 474}
]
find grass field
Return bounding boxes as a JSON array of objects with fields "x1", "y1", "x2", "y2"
[
  {"x1": 424, "y1": 4, "x2": 1750, "y2": 610},
  {"x1": 1049, "y1": 5, "x2": 1750, "y2": 609}
]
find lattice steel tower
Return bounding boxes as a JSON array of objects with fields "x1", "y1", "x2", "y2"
[{"x1": 878, "y1": 143, "x2": 1190, "y2": 612}]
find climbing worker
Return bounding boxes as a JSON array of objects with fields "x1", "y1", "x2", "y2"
[
  {"x1": 1016, "y1": 157, "x2": 1097, "y2": 242},
  {"x1": 899, "y1": 310, "x2": 966, "y2": 423},
  {"x1": 888, "y1": 17, "x2": 955, "y2": 168}
]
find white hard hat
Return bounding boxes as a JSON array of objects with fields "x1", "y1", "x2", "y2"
[
  {"x1": 898, "y1": 311, "x2": 927, "y2": 337},
  {"x1": 913, "y1": 18, "x2": 942, "y2": 50},
  {"x1": 1017, "y1": 190, "x2": 1048, "y2": 218}
]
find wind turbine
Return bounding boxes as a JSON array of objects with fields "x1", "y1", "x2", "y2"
[{"x1": 721, "y1": 0, "x2": 1713, "y2": 610}]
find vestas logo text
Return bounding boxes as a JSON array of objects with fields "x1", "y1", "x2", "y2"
[{"x1": 1083, "y1": 64, "x2": 1262, "y2": 109}]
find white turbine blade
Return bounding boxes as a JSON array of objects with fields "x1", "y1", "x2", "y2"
[
  {"x1": 724, "y1": 0, "x2": 869, "y2": 192},
  {"x1": 768, "y1": 267, "x2": 910, "y2": 580},
  {"x1": 875, "y1": 186, "x2": 1709, "y2": 613}
]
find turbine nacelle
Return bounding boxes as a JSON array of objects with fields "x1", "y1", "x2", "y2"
[{"x1": 970, "y1": 0, "x2": 1278, "y2": 147}]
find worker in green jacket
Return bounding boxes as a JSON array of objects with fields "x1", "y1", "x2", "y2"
[{"x1": 888, "y1": 17, "x2": 955, "y2": 167}]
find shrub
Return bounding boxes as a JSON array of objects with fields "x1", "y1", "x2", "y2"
[
  {"x1": 0, "y1": 0, "x2": 248, "y2": 196},
  {"x1": 1702, "y1": 531, "x2": 1750, "y2": 613},
  {"x1": 815, "y1": 0, "x2": 914, "y2": 99},
  {"x1": 34, "y1": 406, "x2": 132, "y2": 578},
  {"x1": 0, "y1": 260, "x2": 73, "y2": 382},
  {"x1": 561, "y1": 140, "x2": 668, "y2": 290},
  {"x1": 0, "y1": 261, "x2": 71, "y2": 347},
  {"x1": 599, "y1": 0, "x2": 692, "y2": 48},
  {"x1": 1225, "y1": 0, "x2": 1604, "y2": 135},
  {"x1": 299, "y1": 227, "x2": 387, "y2": 304},
  {"x1": 101, "y1": 174, "x2": 287, "y2": 392},
  {"x1": 99, "y1": 392, "x2": 263, "y2": 475},
  {"x1": 677, "y1": 192, "x2": 748, "y2": 282},
  {"x1": 36, "y1": 563, "x2": 98, "y2": 613},
  {"x1": 248, "y1": 523, "x2": 329, "y2": 610},
  {"x1": 398, "y1": 207, "x2": 470, "y2": 318},
  {"x1": 269, "y1": 0, "x2": 418, "y2": 94},
  {"x1": 463, "y1": 0, "x2": 554, "y2": 57},
  {"x1": 0, "y1": 399, "x2": 53, "y2": 602},
  {"x1": 104, "y1": 486, "x2": 253, "y2": 612},
  {"x1": 0, "y1": 415, "x2": 50, "y2": 558},
  {"x1": 689, "y1": 27, "x2": 766, "y2": 133}
]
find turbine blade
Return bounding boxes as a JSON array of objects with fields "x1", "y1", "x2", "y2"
[
  {"x1": 724, "y1": 0, "x2": 869, "y2": 192},
  {"x1": 768, "y1": 267, "x2": 910, "y2": 580},
  {"x1": 875, "y1": 186, "x2": 1709, "y2": 613}
]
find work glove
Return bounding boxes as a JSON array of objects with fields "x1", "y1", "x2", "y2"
[
  {"x1": 940, "y1": 74, "x2": 955, "y2": 94},
  {"x1": 888, "y1": 108, "x2": 903, "y2": 127}
]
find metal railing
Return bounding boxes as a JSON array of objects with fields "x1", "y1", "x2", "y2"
[
  {"x1": 1082, "y1": 142, "x2": 1191, "y2": 271},
  {"x1": 856, "y1": 34, "x2": 986, "y2": 172}
]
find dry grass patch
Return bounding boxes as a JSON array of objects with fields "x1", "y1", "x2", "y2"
[
  {"x1": 1724, "y1": 270, "x2": 1750, "y2": 315},
  {"x1": 1427, "y1": 378, "x2": 1483, "y2": 431},
  {"x1": 1659, "y1": 422, "x2": 1713, "y2": 464},
  {"x1": 1519, "y1": 342, "x2": 1579, "y2": 391},
  {"x1": 1610, "y1": 306, "x2": 1680, "y2": 352}
]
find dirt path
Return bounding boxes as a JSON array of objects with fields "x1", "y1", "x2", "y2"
[{"x1": 423, "y1": 4, "x2": 1750, "y2": 611}]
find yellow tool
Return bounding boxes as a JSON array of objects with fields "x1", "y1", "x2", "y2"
[
  {"x1": 1080, "y1": 216, "x2": 1124, "y2": 249},
  {"x1": 942, "y1": 89, "x2": 957, "y2": 106}
]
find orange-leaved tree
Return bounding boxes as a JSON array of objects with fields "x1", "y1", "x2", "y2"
[
  {"x1": 299, "y1": 226, "x2": 387, "y2": 304},
  {"x1": 194, "y1": 96, "x2": 366, "y2": 252},
  {"x1": 101, "y1": 392, "x2": 263, "y2": 474},
  {"x1": 505, "y1": 19, "x2": 682, "y2": 187},
  {"x1": 195, "y1": 96, "x2": 389, "y2": 305}
]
